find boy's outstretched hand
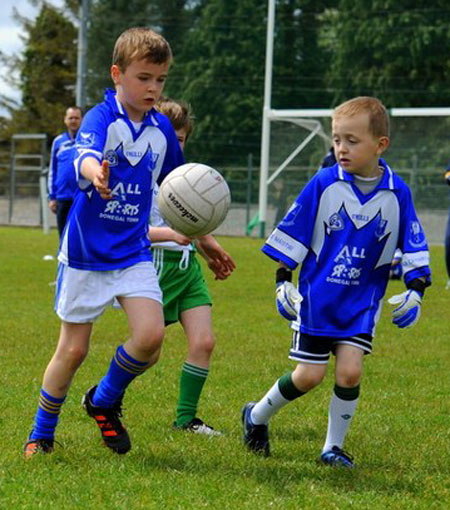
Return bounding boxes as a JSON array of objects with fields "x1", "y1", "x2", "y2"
[
  {"x1": 93, "y1": 160, "x2": 112, "y2": 199},
  {"x1": 388, "y1": 289, "x2": 422, "y2": 328},
  {"x1": 196, "y1": 235, "x2": 236, "y2": 280},
  {"x1": 206, "y1": 258, "x2": 233, "y2": 280}
]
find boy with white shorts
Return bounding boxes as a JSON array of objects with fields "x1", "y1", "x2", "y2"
[{"x1": 24, "y1": 27, "x2": 185, "y2": 458}]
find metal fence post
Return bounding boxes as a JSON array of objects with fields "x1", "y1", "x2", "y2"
[
  {"x1": 246, "y1": 153, "x2": 253, "y2": 236},
  {"x1": 8, "y1": 138, "x2": 15, "y2": 223},
  {"x1": 40, "y1": 168, "x2": 50, "y2": 234}
]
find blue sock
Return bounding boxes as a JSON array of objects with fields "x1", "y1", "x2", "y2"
[
  {"x1": 29, "y1": 389, "x2": 65, "y2": 440},
  {"x1": 92, "y1": 345, "x2": 148, "y2": 408}
]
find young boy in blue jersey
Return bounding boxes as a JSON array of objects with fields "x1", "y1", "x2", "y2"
[
  {"x1": 150, "y1": 97, "x2": 235, "y2": 435},
  {"x1": 24, "y1": 27, "x2": 186, "y2": 458},
  {"x1": 48, "y1": 106, "x2": 83, "y2": 237},
  {"x1": 242, "y1": 96, "x2": 431, "y2": 467}
]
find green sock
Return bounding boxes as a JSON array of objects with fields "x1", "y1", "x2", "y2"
[{"x1": 176, "y1": 362, "x2": 209, "y2": 427}]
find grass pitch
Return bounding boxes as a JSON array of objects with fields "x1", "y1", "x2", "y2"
[{"x1": 0, "y1": 227, "x2": 449, "y2": 509}]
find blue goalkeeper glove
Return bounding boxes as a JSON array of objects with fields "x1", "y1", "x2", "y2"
[
  {"x1": 276, "y1": 281, "x2": 302, "y2": 321},
  {"x1": 275, "y1": 267, "x2": 302, "y2": 321},
  {"x1": 388, "y1": 289, "x2": 422, "y2": 328}
]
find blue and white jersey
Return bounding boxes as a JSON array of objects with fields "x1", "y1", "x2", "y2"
[
  {"x1": 47, "y1": 132, "x2": 78, "y2": 201},
  {"x1": 263, "y1": 160, "x2": 431, "y2": 338},
  {"x1": 59, "y1": 89, "x2": 184, "y2": 271}
]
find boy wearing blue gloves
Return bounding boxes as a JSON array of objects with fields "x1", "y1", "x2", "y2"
[{"x1": 243, "y1": 96, "x2": 431, "y2": 467}]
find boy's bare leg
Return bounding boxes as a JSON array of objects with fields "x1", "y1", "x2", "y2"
[
  {"x1": 334, "y1": 344, "x2": 364, "y2": 389},
  {"x1": 82, "y1": 297, "x2": 165, "y2": 454},
  {"x1": 91, "y1": 297, "x2": 165, "y2": 407},
  {"x1": 120, "y1": 297, "x2": 165, "y2": 363},
  {"x1": 42, "y1": 322, "x2": 92, "y2": 397},
  {"x1": 25, "y1": 322, "x2": 92, "y2": 457},
  {"x1": 182, "y1": 305, "x2": 214, "y2": 368},
  {"x1": 292, "y1": 362, "x2": 328, "y2": 392}
]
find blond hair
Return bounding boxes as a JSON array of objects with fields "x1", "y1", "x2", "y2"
[
  {"x1": 156, "y1": 97, "x2": 194, "y2": 140},
  {"x1": 112, "y1": 27, "x2": 172, "y2": 71},
  {"x1": 333, "y1": 96, "x2": 389, "y2": 138}
]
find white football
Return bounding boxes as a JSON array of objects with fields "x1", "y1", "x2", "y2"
[{"x1": 158, "y1": 162, "x2": 231, "y2": 237}]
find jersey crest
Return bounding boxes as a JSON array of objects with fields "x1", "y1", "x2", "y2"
[
  {"x1": 320, "y1": 205, "x2": 389, "y2": 288},
  {"x1": 327, "y1": 212, "x2": 345, "y2": 231},
  {"x1": 408, "y1": 220, "x2": 427, "y2": 248}
]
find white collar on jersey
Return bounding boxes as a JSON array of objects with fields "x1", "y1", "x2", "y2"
[
  {"x1": 337, "y1": 160, "x2": 395, "y2": 190},
  {"x1": 113, "y1": 94, "x2": 159, "y2": 127}
]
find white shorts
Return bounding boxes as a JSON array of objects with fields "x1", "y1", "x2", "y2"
[{"x1": 55, "y1": 261, "x2": 162, "y2": 323}]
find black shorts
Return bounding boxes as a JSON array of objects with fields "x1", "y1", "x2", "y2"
[{"x1": 289, "y1": 331, "x2": 373, "y2": 364}]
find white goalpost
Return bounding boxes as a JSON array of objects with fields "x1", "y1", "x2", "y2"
[{"x1": 257, "y1": 0, "x2": 450, "y2": 240}]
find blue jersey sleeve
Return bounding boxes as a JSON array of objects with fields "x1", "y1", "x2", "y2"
[
  {"x1": 47, "y1": 136, "x2": 60, "y2": 199},
  {"x1": 396, "y1": 186, "x2": 431, "y2": 286},
  {"x1": 262, "y1": 175, "x2": 321, "y2": 269},
  {"x1": 74, "y1": 106, "x2": 107, "y2": 190}
]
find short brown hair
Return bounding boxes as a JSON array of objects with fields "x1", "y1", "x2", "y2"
[
  {"x1": 333, "y1": 96, "x2": 389, "y2": 138},
  {"x1": 156, "y1": 97, "x2": 194, "y2": 140},
  {"x1": 112, "y1": 27, "x2": 172, "y2": 71},
  {"x1": 65, "y1": 106, "x2": 82, "y2": 116}
]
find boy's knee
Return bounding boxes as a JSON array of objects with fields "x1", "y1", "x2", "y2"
[
  {"x1": 193, "y1": 333, "x2": 215, "y2": 357},
  {"x1": 300, "y1": 374, "x2": 324, "y2": 392},
  {"x1": 63, "y1": 345, "x2": 88, "y2": 369},
  {"x1": 132, "y1": 326, "x2": 164, "y2": 357},
  {"x1": 292, "y1": 364, "x2": 326, "y2": 392},
  {"x1": 335, "y1": 368, "x2": 362, "y2": 388},
  {"x1": 147, "y1": 347, "x2": 161, "y2": 367}
]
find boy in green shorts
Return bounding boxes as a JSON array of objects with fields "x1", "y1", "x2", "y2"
[{"x1": 150, "y1": 97, "x2": 235, "y2": 434}]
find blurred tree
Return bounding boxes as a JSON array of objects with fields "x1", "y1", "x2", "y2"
[
  {"x1": 163, "y1": 0, "x2": 267, "y2": 165},
  {"x1": 86, "y1": 0, "x2": 196, "y2": 105},
  {"x1": 84, "y1": 0, "x2": 334, "y2": 165},
  {"x1": 0, "y1": 1, "x2": 77, "y2": 142},
  {"x1": 275, "y1": 0, "x2": 336, "y2": 109},
  {"x1": 321, "y1": 0, "x2": 450, "y2": 107},
  {"x1": 164, "y1": 0, "x2": 335, "y2": 165}
]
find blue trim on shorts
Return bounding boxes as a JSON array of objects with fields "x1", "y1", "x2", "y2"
[{"x1": 54, "y1": 262, "x2": 66, "y2": 312}]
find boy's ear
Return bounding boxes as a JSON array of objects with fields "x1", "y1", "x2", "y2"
[
  {"x1": 110, "y1": 64, "x2": 121, "y2": 85},
  {"x1": 377, "y1": 136, "x2": 389, "y2": 155}
]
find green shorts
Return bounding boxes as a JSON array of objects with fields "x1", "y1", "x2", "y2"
[{"x1": 152, "y1": 248, "x2": 212, "y2": 325}]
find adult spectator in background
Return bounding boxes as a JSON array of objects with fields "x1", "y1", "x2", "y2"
[
  {"x1": 444, "y1": 164, "x2": 450, "y2": 289},
  {"x1": 47, "y1": 106, "x2": 83, "y2": 237}
]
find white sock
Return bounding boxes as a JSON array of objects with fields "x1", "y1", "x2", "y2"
[
  {"x1": 322, "y1": 390, "x2": 359, "y2": 452},
  {"x1": 250, "y1": 381, "x2": 290, "y2": 425}
]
